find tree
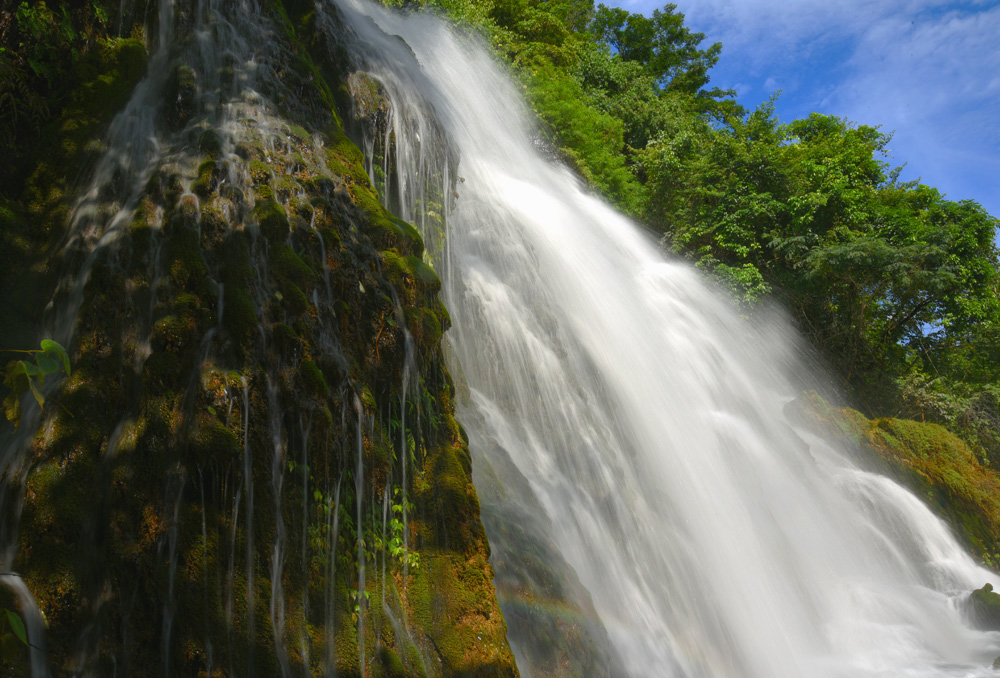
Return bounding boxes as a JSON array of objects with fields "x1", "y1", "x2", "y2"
[{"x1": 589, "y1": 3, "x2": 724, "y2": 97}]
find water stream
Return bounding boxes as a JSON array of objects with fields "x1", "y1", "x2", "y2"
[{"x1": 326, "y1": 0, "x2": 1000, "y2": 675}]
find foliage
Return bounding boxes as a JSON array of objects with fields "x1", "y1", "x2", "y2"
[
  {"x1": 3, "y1": 339, "x2": 71, "y2": 429},
  {"x1": 0, "y1": 0, "x2": 118, "y2": 188},
  {"x1": 520, "y1": 55, "x2": 645, "y2": 212},
  {"x1": 1, "y1": 607, "x2": 28, "y2": 664},
  {"x1": 588, "y1": 3, "x2": 720, "y2": 95},
  {"x1": 641, "y1": 102, "x2": 1000, "y2": 408}
]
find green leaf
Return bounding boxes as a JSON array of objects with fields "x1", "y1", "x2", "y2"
[
  {"x1": 3, "y1": 394, "x2": 22, "y2": 429},
  {"x1": 40, "y1": 340, "x2": 70, "y2": 376},
  {"x1": 26, "y1": 374, "x2": 44, "y2": 406},
  {"x1": 5, "y1": 610, "x2": 27, "y2": 645},
  {"x1": 39, "y1": 339, "x2": 65, "y2": 354},
  {"x1": 13, "y1": 360, "x2": 41, "y2": 377},
  {"x1": 35, "y1": 353, "x2": 60, "y2": 376}
]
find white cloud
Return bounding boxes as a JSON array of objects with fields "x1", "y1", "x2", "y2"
[
  {"x1": 605, "y1": 0, "x2": 1000, "y2": 216},
  {"x1": 823, "y1": 4, "x2": 1000, "y2": 210}
]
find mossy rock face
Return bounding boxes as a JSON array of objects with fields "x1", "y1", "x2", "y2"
[
  {"x1": 271, "y1": 242, "x2": 315, "y2": 289},
  {"x1": 788, "y1": 392, "x2": 1000, "y2": 565},
  {"x1": 4, "y1": 5, "x2": 516, "y2": 678},
  {"x1": 299, "y1": 358, "x2": 328, "y2": 397},
  {"x1": 223, "y1": 286, "x2": 259, "y2": 345},
  {"x1": 187, "y1": 414, "x2": 242, "y2": 467},
  {"x1": 272, "y1": 322, "x2": 299, "y2": 353},
  {"x1": 198, "y1": 129, "x2": 223, "y2": 157},
  {"x1": 165, "y1": 64, "x2": 198, "y2": 130},
  {"x1": 256, "y1": 197, "x2": 290, "y2": 241}
]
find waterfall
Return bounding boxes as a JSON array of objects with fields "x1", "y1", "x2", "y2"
[
  {"x1": 3, "y1": 0, "x2": 998, "y2": 675},
  {"x1": 326, "y1": 0, "x2": 1000, "y2": 676}
]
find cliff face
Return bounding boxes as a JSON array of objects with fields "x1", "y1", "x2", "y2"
[{"x1": 0, "y1": 2, "x2": 517, "y2": 676}]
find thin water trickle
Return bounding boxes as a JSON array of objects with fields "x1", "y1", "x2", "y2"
[
  {"x1": 324, "y1": 471, "x2": 344, "y2": 678},
  {"x1": 197, "y1": 467, "x2": 216, "y2": 678},
  {"x1": 268, "y1": 378, "x2": 292, "y2": 678},
  {"x1": 324, "y1": 0, "x2": 1000, "y2": 675},
  {"x1": 400, "y1": 330, "x2": 416, "y2": 585},
  {"x1": 162, "y1": 473, "x2": 186, "y2": 678},
  {"x1": 241, "y1": 375, "x2": 256, "y2": 678},
  {"x1": 354, "y1": 394, "x2": 367, "y2": 677},
  {"x1": 298, "y1": 411, "x2": 314, "y2": 677}
]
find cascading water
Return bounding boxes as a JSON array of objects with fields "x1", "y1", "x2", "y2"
[
  {"x1": 326, "y1": 0, "x2": 1000, "y2": 676},
  {"x1": 3, "y1": 0, "x2": 998, "y2": 675}
]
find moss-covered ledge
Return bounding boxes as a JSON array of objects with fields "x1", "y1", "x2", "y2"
[{"x1": 787, "y1": 392, "x2": 1000, "y2": 569}]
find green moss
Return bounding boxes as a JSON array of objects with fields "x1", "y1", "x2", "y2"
[
  {"x1": 188, "y1": 415, "x2": 242, "y2": 466},
  {"x1": 192, "y1": 159, "x2": 220, "y2": 198},
  {"x1": 272, "y1": 323, "x2": 299, "y2": 352},
  {"x1": 166, "y1": 226, "x2": 211, "y2": 299},
  {"x1": 277, "y1": 280, "x2": 309, "y2": 315},
  {"x1": 143, "y1": 350, "x2": 181, "y2": 387},
  {"x1": 359, "y1": 385, "x2": 377, "y2": 413},
  {"x1": 319, "y1": 227, "x2": 341, "y2": 251},
  {"x1": 221, "y1": 230, "x2": 255, "y2": 288},
  {"x1": 270, "y1": 243, "x2": 315, "y2": 289},
  {"x1": 967, "y1": 583, "x2": 1000, "y2": 630},
  {"x1": 300, "y1": 359, "x2": 328, "y2": 398},
  {"x1": 325, "y1": 131, "x2": 372, "y2": 187},
  {"x1": 256, "y1": 198, "x2": 289, "y2": 241},
  {"x1": 198, "y1": 129, "x2": 223, "y2": 157},
  {"x1": 421, "y1": 307, "x2": 443, "y2": 349},
  {"x1": 249, "y1": 160, "x2": 272, "y2": 185},
  {"x1": 419, "y1": 443, "x2": 481, "y2": 549},
  {"x1": 150, "y1": 314, "x2": 195, "y2": 354},
  {"x1": 274, "y1": 175, "x2": 301, "y2": 203},
  {"x1": 377, "y1": 647, "x2": 405, "y2": 678},
  {"x1": 114, "y1": 37, "x2": 148, "y2": 82},
  {"x1": 223, "y1": 287, "x2": 258, "y2": 343},
  {"x1": 381, "y1": 251, "x2": 440, "y2": 297},
  {"x1": 401, "y1": 549, "x2": 514, "y2": 676},
  {"x1": 393, "y1": 217, "x2": 424, "y2": 257}
]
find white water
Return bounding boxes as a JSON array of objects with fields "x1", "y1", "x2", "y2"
[{"x1": 325, "y1": 1, "x2": 1000, "y2": 676}]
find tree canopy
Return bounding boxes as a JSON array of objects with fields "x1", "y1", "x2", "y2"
[{"x1": 588, "y1": 3, "x2": 721, "y2": 95}]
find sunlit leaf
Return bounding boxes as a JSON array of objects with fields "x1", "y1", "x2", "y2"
[
  {"x1": 26, "y1": 375, "x2": 44, "y2": 406},
  {"x1": 3, "y1": 394, "x2": 22, "y2": 429},
  {"x1": 39, "y1": 339, "x2": 65, "y2": 354},
  {"x1": 4, "y1": 610, "x2": 26, "y2": 645}
]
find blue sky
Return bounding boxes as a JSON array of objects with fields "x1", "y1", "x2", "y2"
[{"x1": 606, "y1": 0, "x2": 1000, "y2": 222}]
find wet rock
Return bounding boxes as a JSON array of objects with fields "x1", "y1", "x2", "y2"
[{"x1": 966, "y1": 583, "x2": 1000, "y2": 630}]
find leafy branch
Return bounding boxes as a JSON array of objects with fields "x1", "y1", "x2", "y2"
[{"x1": 3, "y1": 339, "x2": 71, "y2": 430}]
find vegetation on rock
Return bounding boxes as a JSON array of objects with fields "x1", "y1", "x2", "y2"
[
  {"x1": 788, "y1": 392, "x2": 1000, "y2": 569},
  {"x1": 1, "y1": 1, "x2": 516, "y2": 676}
]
